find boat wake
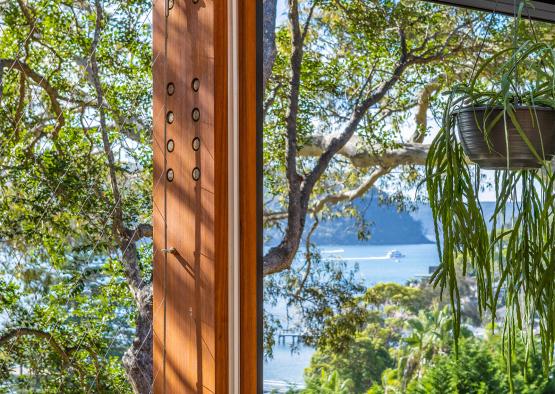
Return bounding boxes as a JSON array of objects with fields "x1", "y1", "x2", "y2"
[
  {"x1": 327, "y1": 249, "x2": 405, "y2": 261},
  {"x1": 321, "y1": 248, "x2": 345, "y2": 254},
  {"x1": 336, "y1": 256, "x2": 390, "y2": 261}
]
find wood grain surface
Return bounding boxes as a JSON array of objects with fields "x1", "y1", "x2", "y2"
[
  {"x1": 153, "y1": 0, "x2": 228, "y2": 391},
  {"x1": 239, "y1": 1, "x2": 261, "y2": 393}
]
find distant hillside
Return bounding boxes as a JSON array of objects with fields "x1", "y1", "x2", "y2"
[
  {"x1": 265, "y1": 189, "x2": 432, "y2": 246},
  {"x1": 410, "y1": 201, "x2": 512, "y2": 241}
]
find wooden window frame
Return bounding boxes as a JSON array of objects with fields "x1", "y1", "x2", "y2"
[
  {"x1": 237, "y1": 1, "x2": 263, "y2": 393},
  {"x1": 430, "y1": 0, "x2": 555, "y2": 22}
]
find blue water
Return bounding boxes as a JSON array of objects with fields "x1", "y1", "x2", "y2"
[
  {"x1": 324, "y1": 243, "x2": 438, "y2": 286},
  {"x1": 263, "y1": 243, "x2": 439, "y2": 390}
]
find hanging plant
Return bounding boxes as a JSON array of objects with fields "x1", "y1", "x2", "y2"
[
  {"x1": 426, "y1": 1, "x2": 555, "y2": 381},
  {"x1": 453, "y1": 42, "x2": 555, "y2": 169}
]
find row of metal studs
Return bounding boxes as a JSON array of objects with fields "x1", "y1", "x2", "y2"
[{"x1": 165, "y1": 66, "x2": 202, "y2": 181}]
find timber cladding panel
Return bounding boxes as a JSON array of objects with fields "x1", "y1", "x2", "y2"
[{"x1": 153, "y1": 0, "x2": 228, "y2": 392}]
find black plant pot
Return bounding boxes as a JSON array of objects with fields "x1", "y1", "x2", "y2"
[{"x1": 454, "y1": 105, "x2": 555, "y2": 169}]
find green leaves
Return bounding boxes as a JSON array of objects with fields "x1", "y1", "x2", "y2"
[
  {"x1": 426, "y1": 18, "x2": 555, "y2": 381},
  {"x1": 303, "y1": 280, "x2": 555, "y2": 394},
  {"x1": 0, "y1": 0, "x2": 152, "y2": 391},
  {"x1": 304, "y1": 369, "x2": 355, "y2": 394}
]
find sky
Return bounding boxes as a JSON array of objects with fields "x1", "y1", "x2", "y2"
[{"x1": 276, "y1": 0, "x2": 288, "y2": 25}]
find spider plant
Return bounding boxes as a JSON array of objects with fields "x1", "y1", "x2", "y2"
[
  {"x1": 451, "y1": 40, "x2": 555, "y2": 169},
  {"x1": 425, "y1": 2, "x2": 555, "y2": 384}
]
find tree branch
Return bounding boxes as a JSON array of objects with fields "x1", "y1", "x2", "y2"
[
  {"x1": 296, "y1": 77, "x2": 440, "y2": 169},
  {"x1": 300, "y1": 43, "x2": 413, "y2": 198},
  {"x1": 0, "y1": 59, "x2": 65, "y2": 137},
  {"x1": 410, "y1": 78, "x2": 442, "y2": 143},
  {"x1": 263, "y1": 0, "x2": 278, "y2": 92},
  {"x1": 264, "y1": 0, "x2": 307, "y2": 276},
  {"x1": 263, "y1": 27, "x2": 415, "y2": 275},
  {"x1": 311, "y1": 167, "x2": 391, "y2": 214},
  {"x1": 0, "y1": 328, "x2": 70, "y2": 365},
  {"x1": 90, "y1": 0, "x2": 144, "y2": 298},
  {"x1": 294, "y1": 215, "x2": 320, "y2": 299},
  {"x1": 299, "y1": 138, "x2": 429, "y2": 167}
]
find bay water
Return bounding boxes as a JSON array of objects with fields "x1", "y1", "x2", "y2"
[{"x1": 263, "y1": 243, "x2": 439, "y2": 391}]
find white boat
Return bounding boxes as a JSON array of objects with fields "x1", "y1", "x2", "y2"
[{"x1": 386, "y1": 249, "x2": 405, "y2": 259}]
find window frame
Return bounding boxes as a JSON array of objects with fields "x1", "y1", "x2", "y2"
[{"x1": 430, "y1": 0, "x2": 555, "y2": 22}]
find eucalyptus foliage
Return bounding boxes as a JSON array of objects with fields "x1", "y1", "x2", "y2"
[{"x1": 0, "y1": 0, "x2": 152, "y2": 391}]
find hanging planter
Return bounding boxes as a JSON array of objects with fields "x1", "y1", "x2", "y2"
[
  {"x1": 455, "y1": 105, "x2": 555, "y2": 169},
  {"x1": 425, "y1": 1, "x2": 555, "y2": 381}
]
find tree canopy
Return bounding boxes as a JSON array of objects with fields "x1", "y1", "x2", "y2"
[{"x1": 0, "y1": 0, "x2": 152, "y2": 391}]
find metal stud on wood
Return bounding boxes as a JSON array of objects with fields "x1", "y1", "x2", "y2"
[
  {"x1": 167, "y1": 139, "x2": 175, "y2": 152},
  {"x1": 192, "y1": 167, "x2": 200, "y2": 181},
  {"x1": 192, "y1": 137, "x2": 200, "y2": 151},
  {"x1": 167, "y1": 82, "x2": 175, "y2": 95},
  {"x1": 192, "y1": 108, "x2": 200, "y2": 122},
  {"x1": 192, "y1": 78, "x2": 200, "y2": 92},
  {"x1": 166, "y1": 168, "x2": 174, "y2": 182},
  {"x1": 166, "y1": 111, "x2": 174, "y2": 124}
]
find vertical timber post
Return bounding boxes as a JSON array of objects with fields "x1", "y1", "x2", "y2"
[
  {"x1": 238, "y1": 0, "x2": 262, "y2": 393},
  {"x1": 153, "y1": 0, "x2": 228, "y2": 391}
]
